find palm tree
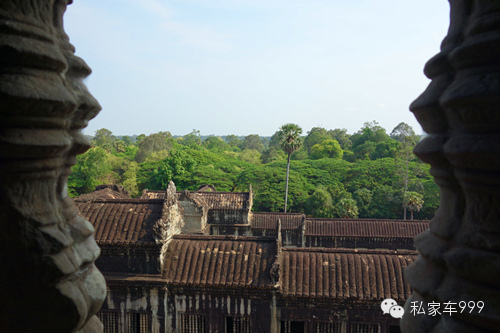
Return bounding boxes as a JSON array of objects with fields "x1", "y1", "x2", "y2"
[
  {"x1": 403, "y1": 191, "x2": 424, "y2": 220},
  {"x1": 277, "y1": 123, "x2": 303, "y2": 212}
]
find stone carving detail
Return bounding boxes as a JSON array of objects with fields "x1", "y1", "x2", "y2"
[
  {"x1": 154, "y1": 181, "x2": 184, "y2": 271},
  {"x1": 403, "y1": 1, "x2": 500, "y2": 332},
  {"x1": 0, "y1": 1, "x2": 106, "y2": 332}
]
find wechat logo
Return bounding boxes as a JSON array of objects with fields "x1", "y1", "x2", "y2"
[{"x1": 381, "y1": 298, "x2": 405, "y2": 319}]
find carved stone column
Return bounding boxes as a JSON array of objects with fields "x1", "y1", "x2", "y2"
[
  {"x1": 403, "y1": 1, "x2": 500, "y2": 332},
  {"x1": 0, "y1": 1, "x2": 106, "y2": 332}
]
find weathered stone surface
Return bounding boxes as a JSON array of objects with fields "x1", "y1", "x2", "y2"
[
  {"x1": 0, "y1": 1, "x2": 106, "y2": 332},
  {"x1": 403, "y1": 1, "x2": 500, "y2": 331},
  {"x1": 154, "y1": 181, "x2": 185, "y2": 271}
]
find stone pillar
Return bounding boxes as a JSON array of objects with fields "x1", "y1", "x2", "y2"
[
  {"x1": 403, "y1": 1, "x2": 500, "y2": 332},
  {"x1": 0, "y1": 1, "x2": 106, "y2": 332}
]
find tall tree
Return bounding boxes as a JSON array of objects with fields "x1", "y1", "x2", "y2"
[
  {"x1": 68, "y1": 147, "x2": 110, "y2": 196},
  {"x1": 181, "y1": 129, "x2": 202, "y2": 146},
  {"x1": 242, "y1": 134, "x2": 264, "y2": 152},
  {"x1": 303, "y1": 127, "x2": 330, "y2": 154},
  {"x1": 224, "y1": 135, "x2": 242, "y2": 149},
  {"x1": 277, "y1": 123, "x2": 303, "y2": 212},
  {"x1": 92, "y1": 128, "x2": 114, "y2": 151},
  {"x1": 203, "y1": 136, "x2": 229, "y2": 152},
  {"x1": 391, "y1": 122, "x2": 418, "y2": 219},
  {"x1": 134, "y1": 131, "x2": 174, "y2": 163},
  {"x1": 337, "y1": 198, "x2": 359, "y2": 218},
  {"x1": 403, "y1": 191, "x2": 424, "y2": 220},
  {"x1": 328, "y1": 128, "x2": 352, "y2": 150},
  {"x1": 310, "y1": 139, "x2": 343, "y2": 159}
]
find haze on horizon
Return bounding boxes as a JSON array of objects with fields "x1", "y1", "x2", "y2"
[{"x1": 65, "y1": 0, "x2": 449, "y2": 137}]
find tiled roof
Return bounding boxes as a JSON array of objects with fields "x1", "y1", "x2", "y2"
[
  {"x1": 163, "y1": 235, "x2": 277, "y2": 288},
  {"x1": 251, "y1": 213, "x2": 305, "y2": 230},
  {"x1": 141, "y1": 190, "x2": 250, "y2": 210},
  {"x1": 75, "y1": 199, "x2": 163, "y2": 245},
  {"x1": 141, "y1": 191, "x2": 165, "y2": 199},
  {"x1": 305, "y1": 219, "x2": 429, "y2": 237},
  {"x1": 281, "y1": 248, "x2": 417, "y2": 301},
  {"x1": 192, "y1": 192, "x2": 250, "y2": 210}
]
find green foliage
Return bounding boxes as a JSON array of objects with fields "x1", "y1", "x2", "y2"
[
  {"x1": 113, "y1": 139, "x2": 127, "y2": 153},
  {"x1": 225, "y1": 135, "x2": 242, "y2": 148},
  {"x1": 350, "y1": 121, "x2": 396, "y2": 161},
  {"x1": 268, "y1": 131, "x2": 282, "y2": 149},
  {"x1": 351, "y1": 121, "x2": 390, "y2": 146},
  {"x1": 92, "y1": 128, "x2": 115, "y2": 148},
  {"x1": 417, "y1": 178, "x2": 439, "y2": 220},
  {"x1": 70, "y1": 122, "x2": 439, "y2": 220},
  {"x1": 372, "y1": 139, "x2": 399, "y2": 159},
  {"x1": 239, "y1": 149, "x2": 262, "y2": 164},
  {"x1": 392, "y1": 122, "x2": 422, "y2": 218},
  {"x1": 310, "y1": 139, "x2": 343, "y2": 159},
  {"x1": 242, "y1": 134, "x2": 265, "y2": 152},
  {"x1": 121, "y1": 161, "x2": 139, "y2": 197},
  {"x1": 366, "y1": 185, "x2": 400, "y2": 219},
  {"x1": 305, "y1": 186, "x2": 334, "y2": 218},
  {"x1": 329, "y1": 128, "x2": 352, "y2": 150},
  {"x1": 180, "y1": 129, "x2": 202, "y2": 146},
  {"x1": 304, "y1": 127, "x2": 331, "y2": 154},
  {"x1": 261, "y1": 147, "x2": 286, "y2": 164},
  {"x1": 237, "y1": 165, "x2": 312, "y2": 212},
  {"x1": 204, "y1": 136, "x2": 230, "y2": 152},
  {"x1": 344, "y1": 158, "x2": 398, "y2": 192},
  {"x1": 302, "y1": 158, "x2": 350, "y2": 186},
  {"x1": 352, "y1": 141, "x2": 377, "y2": 160},
  {"x1": 353, "y1": 188, "x2": 372, "y2": 217},
  {"x1": 135, "y1": 134, "x2": 146, "y2": 145},
  {"x1": 277, "y1": 124, "x2": 303, "y2": 156},
  {"x1": 403, "y1": 191, "x2": 424, "y2": 220},
  {"x1": 113, "y1": 145, "x2": 138, "y2": 161},
  {"x1": 290, "y1": 146, "x2": 308, "y2": 160},
  {"x1": 391, "y1": 122, "x2": 419, "y2": 144},
  {"x1": 276, "y1": 123, "x2": 303, "y2": 212},
  {"x1": 135, "y1": 132, "x2": 174, "y2": 163},
  {"x1": 68, "y1": 147, "x2": 111, "y2": 196},
  {"x1": 138, "y1": 148, "x2": 196, "y2": 190},
  {"x1": 337, "y1": 198, "x2": 359, "y2": 218},
  {"x1": 121, "y1": 136, "x2": 132, "y2": 146}
]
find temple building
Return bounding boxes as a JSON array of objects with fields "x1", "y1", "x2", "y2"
[
  {"x1": 3, "y1": 2, "x2": 500, "y2": 331},
  {"x1": 74, "y1": 183, "x2": 428, "y2": 333}
]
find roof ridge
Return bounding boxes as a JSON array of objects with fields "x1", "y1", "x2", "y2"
[
  {"x1": 281, "y1": 247, "x2": 418, "y2": 255},
  {"x1": 172, "y1": 234, "x2": 276, "y2": 242}
]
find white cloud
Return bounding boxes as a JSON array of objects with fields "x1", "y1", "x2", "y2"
[{"x1": 130, "y1": 0, "x2": 172, "y2": 20}]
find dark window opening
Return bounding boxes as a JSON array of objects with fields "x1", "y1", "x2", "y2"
[
  {"x1": 313, "y1": 322, "x2": 342, "y2": 333},
  {"x1": 126, "y1": 312, "x2": 150, "y2": 333},
  {"x1": 350, "y1": 323, "x2": 379, "y2": 333},
  {"x1": 180, "y1": 313, "x2": 207, "y2": 333},
  {"x1": 226, "y1": 316, "x2": 251, "y2": 333},
  {"x1": 281, "y1": 321, "x2": 305, "y2": 333},
  {"x1": 389, "y1": 325, "x2": 401, "y2": 333},
  {"x1": 97, "y1": 310, "x2": 119, "y2": 333}
]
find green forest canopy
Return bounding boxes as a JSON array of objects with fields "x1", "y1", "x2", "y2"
[{"x1": 69, "y1": 121, "x2": 439, "y2": 220}]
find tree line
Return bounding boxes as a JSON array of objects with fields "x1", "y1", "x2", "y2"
[{"x1": 69, "y1": 121, "x2": 438, "y2": 220}]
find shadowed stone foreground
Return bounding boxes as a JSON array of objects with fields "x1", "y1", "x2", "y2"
[{"x1": 0, "y1": 1, "x2": 106, "y2": 332}]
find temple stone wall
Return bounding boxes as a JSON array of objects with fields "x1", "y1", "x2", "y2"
[
  {"x1": 101, "y1": 285, "x2": 165, "y2": 333},
  {"x1": 97, "y1": 246, "x2": 161, "y2": 275}
]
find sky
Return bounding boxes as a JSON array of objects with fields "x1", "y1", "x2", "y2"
[{"x1": 64, "y1": 0, "x2": 450, "y2": 137}]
